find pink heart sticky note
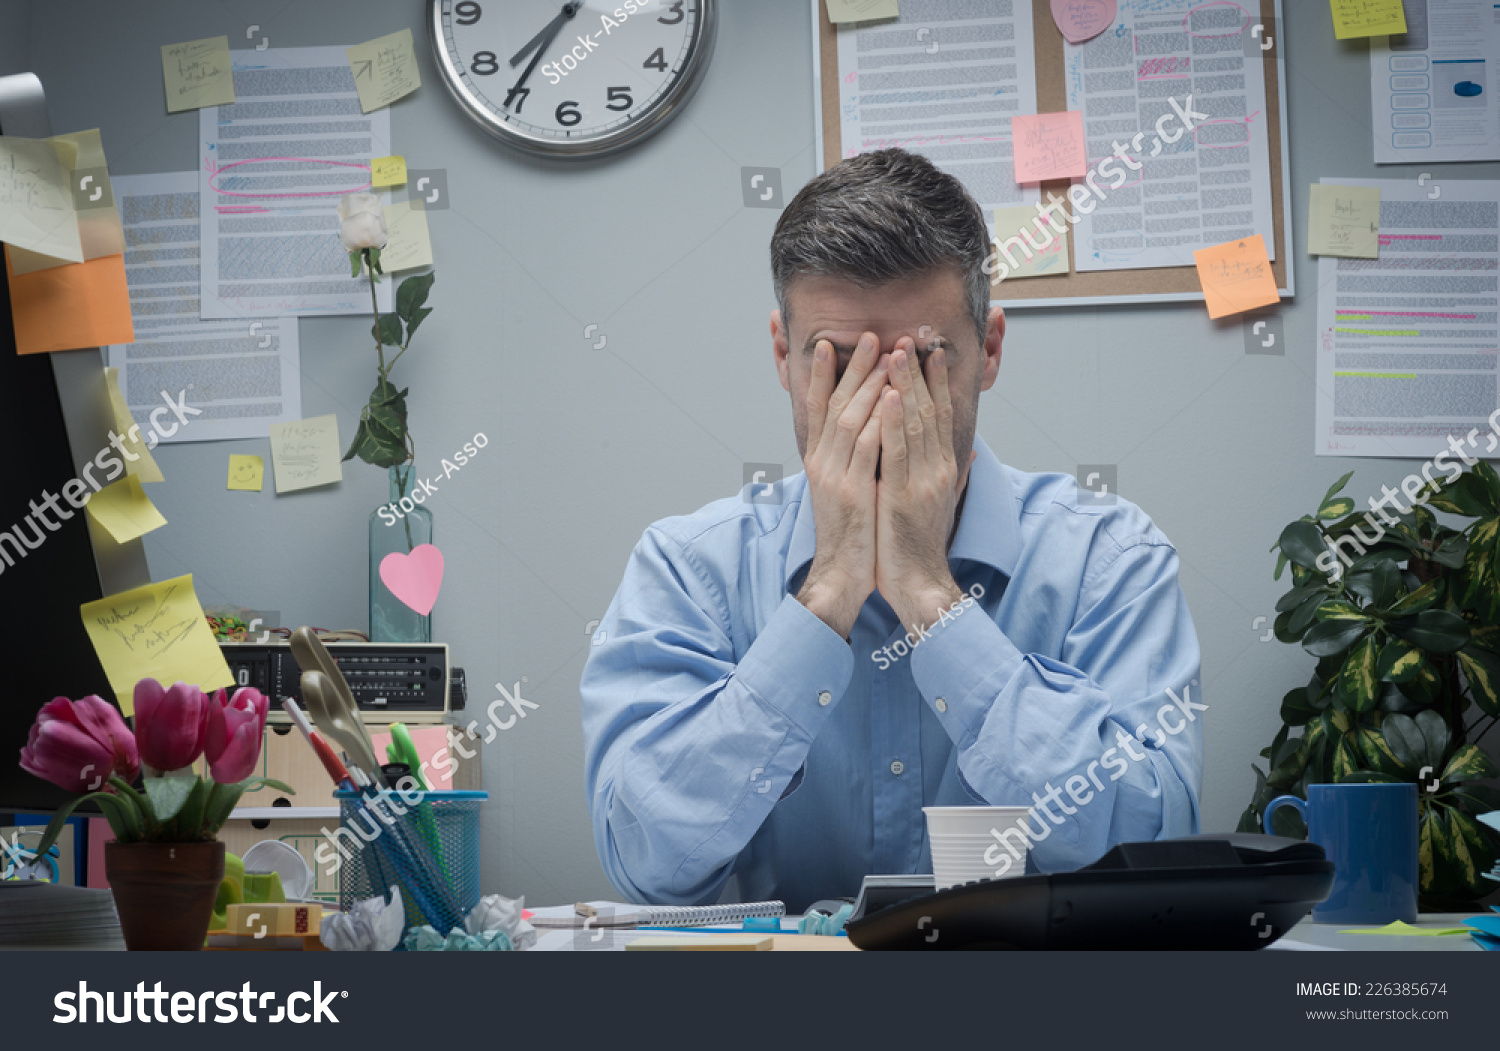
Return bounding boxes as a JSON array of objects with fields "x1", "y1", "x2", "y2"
[
  {"x1": 1051, "y1": 0, "x2": 1116, "y2": 44},
  {"x1": 380, "y1": 543, "x2": 445, "y2": 615}
]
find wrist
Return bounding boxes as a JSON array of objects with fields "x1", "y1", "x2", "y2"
[
  {"x1": 796, "y1": 571, "x2": 864, "y2": 639},
  {"x1": 892, "y1": 577, "x2": 963, "y2": 636}
]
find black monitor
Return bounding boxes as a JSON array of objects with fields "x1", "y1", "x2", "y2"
[{"x1": 0, "y1": 73, "x2": 151, "y2": 813}]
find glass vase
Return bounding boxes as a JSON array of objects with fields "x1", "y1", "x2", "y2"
[{"x1": 370, "y1": 464, "x2": 433, "y2": 643}]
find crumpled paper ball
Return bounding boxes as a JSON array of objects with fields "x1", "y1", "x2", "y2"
[
  {"x1": 797, "y1": 903, "x2": 853, "y2": 936},
  {"x1": 465, "y1": 893, "x2": 536, "y2": 950},
  {"x1": 403, "y1": 926, "x2": 515, "y2": 951},
  {"x1": 320, "y1": 886, "x2": 406, "y2": 951}
]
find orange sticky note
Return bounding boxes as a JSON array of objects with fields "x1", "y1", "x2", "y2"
[
  {"x1": 1193, "y1": 235, "x2": 1280, "y2": 319},
  {"x1": 1011, "y1": 111, "x2": 1087, "y2": 184},
  {"x1": 4, "y1": 245, "x2": 133, "y2": 354}
]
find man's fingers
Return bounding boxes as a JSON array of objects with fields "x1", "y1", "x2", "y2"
[
  {"x1": 851, "y1": 389, "x2": 883, "y2": 478},
  {"x1": 829, "y1": 355, "x2": 889, "y2": 467},
  {"x1": 890, "y1": 345, "x2": 929, "y2": 470},
  {"x1": 903, "y1": 338, "x2": 941, "y2": 468},
  {"x1": 879, "y1": 387, "x2": 908, "y2": 488},
  {"x1": 804, "y1": 339, "x2": 835, "y2": 456},
  {"x1": 823, "y1": 333, "x2": 879, "y2": 438},
  {"x1": 925, "y1": 346, "x2": 956, "y2": 466}
]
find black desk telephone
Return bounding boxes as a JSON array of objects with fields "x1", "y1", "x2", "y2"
[{"x1": 845, "y1": 833, "x2": 1334, "y2": 950}]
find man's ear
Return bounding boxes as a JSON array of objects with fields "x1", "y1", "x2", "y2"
[
  {"x1": 771, "y1": 308, "x2": 791, "y2": 393},
  {"x1": 979, "y1": 305, "x2": 1004, "y2": 392}
]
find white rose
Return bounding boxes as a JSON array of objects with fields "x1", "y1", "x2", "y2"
[{"x1": 338, "y1": 192, "x2": 388, "y2": 252}]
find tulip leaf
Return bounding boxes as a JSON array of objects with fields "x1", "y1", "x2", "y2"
[
  {"x1": 173, "y1": 776, "x2": 209, "y2": 840},
  {"x1": 202, "y1": 782, "x2": 243, "y2": 837},
  {"x1": 1340, "y1": 636, "x2": 1381, "y2": 712},
  {"x1": 1388, "y1": 609, "x2": 1471, "y2": 654},
  {"x1": 1279, "y1": 521, "x2": 1329, "y2": 570},
  {"x1": 31, "y1": 789, "x2": 143, "y2": 862},
  {"x1": 1441, "y1": 743, "x2": 1500, "y2": 784},
  {"x1": 1457, "y1": 646, "x2": 1500, "y2": 717},
  {"x1": 144, "y1": 774, "x2": 198, "y2": 823}
]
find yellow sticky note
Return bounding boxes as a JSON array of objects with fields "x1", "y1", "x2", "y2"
[
  {"x1": 1011, "y1": 112, "x2": 1088, "y2": 183},
  {"x1": 626, "y1": 935, "x2": 773, "y2": 951},
  {"x1": 79, "y1": 573, "x2": 235, "y2": 716},
  {"x1": 103, "y1": 367, "x2": 164, "y2": 483},
  {"x1": 1309, "y1": 184, "x2": 1380, "y2": 259},
  {"x1": 381, "y1": 202, "x2": 433, "y2": 272},
  {"x1": 346, "y1": 29, "x2": 421, "y2": 113},
  {"x1": 993, "y1": 203, "x2": 1069, "y2": 281},
  {"x1": 268, "y1": 415, "x2": 343, "y2": 494},
  {"x1": 161, "y1": 35, "x2": 236, "y2": 113},
  {"x1": 9, "y1": 128, "x2": 126, "y2": 276},
  {"x1": 227, "y1": 454, "x2": 264, "y2": 492},
  {"x1": 1193, "y1": 234, "x2": 1280, "y2": 319},
  {"x1": 370, "y1": 155, "x2": 407, "y2": 187},
  {"x1": 85, "y1": 476, "x2": 167, "y2": 544},
  {"x1": 0, "y1": 135, "x2": 83, "y2": 264},
  {"x1": 826, "y1": 0, "x2": 899, "y2": 22},
  {"x1": 1330, "y1": 0, "x2": 1406, "y2": 39},
  {"x1": 1340, "y1": 921, "x2": 1470, "y2": 936}
]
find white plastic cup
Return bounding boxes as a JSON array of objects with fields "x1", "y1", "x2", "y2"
[{"x1": 924, "y1": 805, "x2": 1033, "y2": 891}]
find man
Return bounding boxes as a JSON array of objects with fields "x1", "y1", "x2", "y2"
[{"x1": 582, "y1": 148, "x2": 1202, "y2": 911}]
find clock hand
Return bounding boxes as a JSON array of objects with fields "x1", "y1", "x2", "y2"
[{"x1": 509, "y1": 2, "x2": 581, "y2": 67}]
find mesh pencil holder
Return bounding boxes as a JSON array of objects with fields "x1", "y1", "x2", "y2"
[{"x1": 334, "y1": 789, "x2": 487, "y2": 934}]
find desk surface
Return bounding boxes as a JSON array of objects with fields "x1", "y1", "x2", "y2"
[{"x1": 1271, "y1": 913, "x2": 1483, "y2": 952}]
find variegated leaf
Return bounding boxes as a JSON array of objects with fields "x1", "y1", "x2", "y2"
[
  {"x1": 1456, "y1": 647, "x2": 1500, "y2": 717},
  {"x1": 1441, "y1": 742, "x2": 1500, "y2": 783},
  {"x1": 1375, "y1": 639, "x2": 1423, "y2": 683},
  {"x1": 1340, "y1": 636, "x2": 1380, "y2": 712}
]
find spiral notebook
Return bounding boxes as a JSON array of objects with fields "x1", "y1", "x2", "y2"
[{"x1": 528, "y1": 899, "x2": 785, "y2": 929}]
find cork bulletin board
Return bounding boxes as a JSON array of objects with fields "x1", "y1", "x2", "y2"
[{"x1": 812, "y1": 0, "x2": 1293, "y2": 308}]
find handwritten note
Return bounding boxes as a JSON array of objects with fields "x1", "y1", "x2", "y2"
[
  {"x1": 103, "y1": 367, "x2": 164, "y2": 483},
  {"x1": 993, "y1": 204, "x2": 1069, "y2": 280},
  {"x1": 381, "y1": 201, "x2": 433, "y2": 272},
  {"x1": 0, "y1": 135, "x2": 83, "y2": 264},
  {"x1": 268, "y1": 415, "x2": 343, "y2": 493},
  {"x1": 79, "y1": 574, "x2": 234, "y2": 716},
  {"x1": 347, "y1": 29, "x2": 421, "y2": 113},
  {"x1": 1011, "y1": 112, "x2": 1087, "y2": 184},
  {"x1": 85, "y1": 476, "x2": 167, "y2": 544},
  {"x1": 370, "y1": 155, "x2": 407, "y2": 187},
  {"x1": 826, "y1": 0, "x2": 900, "y2": 22},
  {"x1": 1330, "y1": 0, "x2": 1406, "y2": 40},
  {"x1": 161, "y1": 36, "x2": 236, "y2": 113},
  {"x1": 9, "y1": 129, "x2": 126, "y2": 276},
  {"x1": 227, "y1": 454, "x2": 264, "y2": 492},
  {"x1": 1050, "y1": 0, "x2": 1116, "y2": 44},
  {"x1": 1309, "y1": 184, "x2": 1380, "y2": 258},
  {"x1": 1193, "y1": 234, "x2": 1280, "y2": 319}
]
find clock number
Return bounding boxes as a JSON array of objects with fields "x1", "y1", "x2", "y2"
[
  {"x1": 659, "y1": 1, "x2": 685, "y2": 24},
  {"x1": 643, "y1": 47, "x2": 667, "y2": 72},
  {"x1": 505, "y1": 87, "x2": 530, "y2": 112},
  {"x1": 605, "y1": 86, "x2": 633, "y2": 111},
  {"x1": 471, "y1": 51, "x2": 499, "y2": 75},
  {"x1": 556, "y1": 100, "x2": 582, "y2": 126},
  {"x1": 454, "y1": 1, "x2": 482, "y2": 25}
]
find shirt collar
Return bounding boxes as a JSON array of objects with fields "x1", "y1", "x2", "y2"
[{"x1": 782, "y1": 434, "x2": 1021, "y2": 593}]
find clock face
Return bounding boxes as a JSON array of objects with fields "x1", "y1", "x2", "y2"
[{"x1": 428, "y1": 0, "x2": 717, "y2": 157}]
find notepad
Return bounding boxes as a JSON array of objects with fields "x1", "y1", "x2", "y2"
[{"x1": 528, "y1": 900, "x2": 785, "y2": 929}]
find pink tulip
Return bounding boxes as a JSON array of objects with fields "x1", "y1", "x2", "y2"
[
  {"x1": 20, "y1": 695, "x2": 140, "y2": 792},
  {"x1": 132, "y1": 679, "x2": 211, "y2": 772},
  {"x1": 205, "y1": 687, "x2": 269, "y2": 784}
]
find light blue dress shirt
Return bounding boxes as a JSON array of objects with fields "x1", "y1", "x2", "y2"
[{"x1": 581, "y1": 436, "x2": 1203, "y2": 912}]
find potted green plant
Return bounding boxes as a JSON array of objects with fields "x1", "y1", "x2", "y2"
[
  {"x1": 1241, "y1": 460, "x2": 1500, "y2": 908},
  {"x1": 21, "y1": 679, "x2": 292, "y2": 949}
]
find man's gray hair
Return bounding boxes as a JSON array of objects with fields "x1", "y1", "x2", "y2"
[{"x1": 770, "y1": 148, "x2": 991, "y2": 343}]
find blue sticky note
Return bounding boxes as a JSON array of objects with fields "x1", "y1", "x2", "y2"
[
  {"x1": 1463, "y1": 915, "x2": 1500, "y2": 937},
  {"x1": 1471, "y1": 931, "x2": 1500, "y2": 951}
]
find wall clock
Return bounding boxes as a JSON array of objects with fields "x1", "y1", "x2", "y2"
[{"x1": 427, "y1": 0, "x2": 717, "y2": 157}]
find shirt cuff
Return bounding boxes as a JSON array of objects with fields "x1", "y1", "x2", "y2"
[
  {"x1": 908, "y1": 602, "x2": 1024, "y2": 745},
  {"x1": 732, "y1": 592, "x2": 855, "y2": 738}
]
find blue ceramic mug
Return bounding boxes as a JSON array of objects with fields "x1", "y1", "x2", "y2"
[{"x1": 1263, "y1": 782, "x2": 1418, "y2": 924}]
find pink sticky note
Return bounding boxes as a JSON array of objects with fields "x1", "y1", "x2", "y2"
[
  {"x1": 379, "y1": 543, "x2": 445, "y2": 615},
  {"x1": 1011, "y1": 112, "x2": 1087, "y2": 184},
  {"x1": 1051, "y1": 0, "x2": 1117, "y2": 43},
  {"x1": 368, "y1": 724, "x2": 458, "y2": 788}
]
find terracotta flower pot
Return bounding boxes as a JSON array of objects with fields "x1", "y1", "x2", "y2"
[{"x1": 105, "y1": 841, "x2": 225, "y2": 951}]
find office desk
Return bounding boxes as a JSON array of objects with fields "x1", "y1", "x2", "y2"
[{"x1": 1271, "y1": 913, "x2": 1483, "y2": 951}]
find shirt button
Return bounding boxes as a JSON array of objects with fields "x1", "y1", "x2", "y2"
[
  {"x1": 935, "y1": 698, "x2": 948, "y2": 714},
  {"x1": 889, "y1": 759, "x2": 905, "y2": 776},
  {"x1": 817, "y1": 691, "x2": 831, "y2": 706}
]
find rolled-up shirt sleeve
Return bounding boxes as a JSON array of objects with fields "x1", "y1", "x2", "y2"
[
  {"x1": 582, "y1": 526, "x2": 854, "y2": 905},
  {"x1": 909, "y1": 538, "x2": 1203, "y2": 871}
]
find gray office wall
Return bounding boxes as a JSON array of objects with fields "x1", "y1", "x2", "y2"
[{"x1": 7, "y1": 0, "x2": 1498, "y2": 905}]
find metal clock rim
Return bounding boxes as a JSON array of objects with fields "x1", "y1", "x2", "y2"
[{"x1": 426, "y1": 0, "x2": 718, "y2": 158}]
